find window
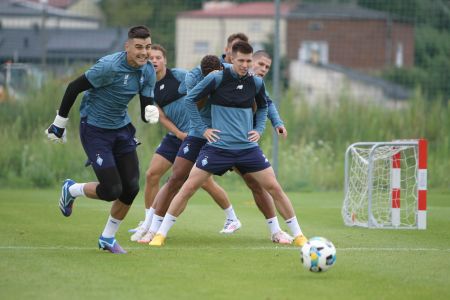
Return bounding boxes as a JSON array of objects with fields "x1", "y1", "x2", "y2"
[
  {"x1": 193, "y1": 41, "x2": 209, "y2": 54},
  {"x1": 395, "y1": 42, "x2": 403, "y2": 68},
  {"x1": 299, "y1": 41, "x2": 329, "y2": 64},
  {"x1": 308, "y1": 22, "x2": 323, "y2": 31}
]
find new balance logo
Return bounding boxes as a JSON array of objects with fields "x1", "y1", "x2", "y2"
[
  {"x1": 160, "y1": 84, "x2": 165, "y2": 90},
  {"x1": 123, "y1": 74, "x2": 129, "y2": 85},
  {"x1": 236, "y1": 85, "x2": 243, "y2": 90}
]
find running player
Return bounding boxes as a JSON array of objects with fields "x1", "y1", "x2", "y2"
[{"x1": 45, "y1": 25, "x2": 159, "y2": 254}]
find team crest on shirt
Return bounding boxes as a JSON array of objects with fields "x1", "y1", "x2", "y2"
[
  {"x1": 201, "y1": 156, "x2": 208, "y2": 166},
  {"x1": 140, "y1": 75, "x2": 144, "y2": 85},
  {"x1": 123, "y1": 74, "x2": 129, "y2": 85},
  {"x1": 236, "y1": 84, "x2": 243, "y2": 90},
  {"x1": 96, "y1": 154, "x2": 103, "y2": 166},
  {"x1": 183, "y1": 144, "x2": 190, "y2": 154},
  {"x1": 160, "y1": 84, "x2": 165, "y2": 90}
]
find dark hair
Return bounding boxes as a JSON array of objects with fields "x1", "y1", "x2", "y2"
[
  {"x1": 253, "y1": 50, "x2": 271, "y2": 60},
  {"x1": 128, "y1": 25, "x2": 151, "y2": 39},
  {"x1": 150, "y1": 44, "x2": 167, "y2": 58},
  {"x1": 200, "y1": 55, "x2": 222, "y2": 76},
  {"x1": 227, "y1": 33, "x2": 249, "y2": 46},
  {"x1": 232, "y1": 40, "x2": 253, "y2": 55}
]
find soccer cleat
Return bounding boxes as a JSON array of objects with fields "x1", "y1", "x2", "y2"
[
  {"x1": 130, "y1": 226, "x2": 148, "y2": 242},
  {"x1": 128, "y1": 221, "x2": 144, "y2": 233},
  {"x1": 137, "y1": 230, "x2": 155, "y2": 244},
  {"x1": 148, "y1": 233, "x2": 166, "y2": 247},
  {"x1": 219, "y1": 219, "x2": 242, "y2": 234},
  {"x1": 271, "y1": 231, "x2": 293, "y2": 245},
  {"x1": 98, "y1": 236, "x2": 127, "y2": 254},
  {"x1": 59, "y1": 179, "x2": 76, "y2": 217},
  {"x1": 293, "y1": 234, "x2": 308, "y2": 247}
]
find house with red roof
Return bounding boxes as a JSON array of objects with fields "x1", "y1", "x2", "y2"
[{"x1": 175, "y1": 1, "x2": 292, "y2": 69}]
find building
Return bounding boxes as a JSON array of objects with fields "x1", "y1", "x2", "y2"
[
  {"x1": 176, "y1": 1, "x2": 292, "y2": 69},
  {"x1": 286, "y1": 3, "x2": 414, "y2": 71}
]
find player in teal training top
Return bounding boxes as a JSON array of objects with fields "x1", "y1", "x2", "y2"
[
  {"x1": 149, "y1": 41, "x2": 308, "y2": 247},
  {"x1": 45, "y1": 25, "x2": 159, "y2": 254}
]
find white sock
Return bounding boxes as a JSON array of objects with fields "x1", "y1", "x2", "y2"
[
  {"x1": 149, "y1": 214, "x2": 164, "y2": 233},
  {"x1": 224, "y1": 205, "x2": 238, "y2": 221},
  {"x1": 285, "y1": 216, "x2": 302, "y2": 238},
  {"x1": 157, "y1": 213, "x2": 177, "y2": 237},
  {"x1": 141, "y1": 207, "x2": 155, "y2": 230},
  {"x1": 102, "y1": 215, "x2": 122, "y2": 238},
  {"x1": 69, "y1": 183, "x2": 85, "y2": 197},
  {"x1": 267, "y1": 216, "x2": 282, "y2": 235}
]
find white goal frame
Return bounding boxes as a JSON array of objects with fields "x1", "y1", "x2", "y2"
[{"x1": 342, "y1": 139, "x2": 427, "y2": 229}]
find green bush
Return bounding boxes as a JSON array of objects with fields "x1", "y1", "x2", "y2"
[{"x1": 0, "y1": 77, "x2": 448, "y2": 191}]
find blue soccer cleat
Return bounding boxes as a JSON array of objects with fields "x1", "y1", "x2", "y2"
[
  {"x1": 98, "y1": 236, "x2": 127, "y2": 254},
  {"x1": 59, "y1": 179, "x2": 76, "y2": 217}
]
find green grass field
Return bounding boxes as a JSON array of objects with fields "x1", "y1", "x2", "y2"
[{"x1": 0, "y1": 188, "x2": 449, "y2": 300}]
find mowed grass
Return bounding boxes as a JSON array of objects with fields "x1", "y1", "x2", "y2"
[{"x1": 0, "y1": 188, "x2": 449, "y2": 300}]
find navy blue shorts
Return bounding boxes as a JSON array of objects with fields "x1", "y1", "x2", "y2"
[
  {"x1": 155, "y1": 134, "x2": 183, "y2": 163},
  {"x1": 195, "y1": 145, "x2": 271, "y2": 176},
  {"x1": 176, "y1": 136, "x2": 207, "y2": 163},
  {"x1": 80, "y1": 119, "x2": 139, "y2": 170}
]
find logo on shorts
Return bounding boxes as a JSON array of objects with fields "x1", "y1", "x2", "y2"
[
  {"x1": 201, "y1": 156, "x2": 208, "y2": 166},
  {"x1": 160, "y1": 84, "x2": 165, "y2": 90},
  {"x1": 262, "y1": 154, "x2": 268, "y2": 163},
  {"x1": 123, "y1": 74, "x2": 129, "y2": 85},
  {"x1": 96, "y1": 154, "x2": 103, "y2": 166},
  {"x1": 236, "y1": 84, "x2": 243, "y2": 90},
  {"x1": 183, "y1": 144, "x2": 190, "y2": 154}
]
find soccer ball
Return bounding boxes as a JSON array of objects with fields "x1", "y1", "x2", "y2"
[{"x1": 300, "y1": 237, "x2": 336, "y2": 272}]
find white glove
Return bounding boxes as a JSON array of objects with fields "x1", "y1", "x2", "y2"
[
  {"x1": 145, "y1": 105, "x2": 159, "y2": 124},
  {"x1": 45, "y1": 114, "x2": 68, "y2": 143}
]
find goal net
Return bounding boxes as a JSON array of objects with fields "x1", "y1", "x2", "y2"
[{"x1": 342, "y1": 139, "x2": 427, "y2": 229}]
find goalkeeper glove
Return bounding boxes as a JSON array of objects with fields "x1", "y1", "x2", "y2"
[
  {"x1": 144, "y1": 105, "x2": 159, "y2": 124},
  {"x1": 45, "y1": 114, "x2": 68, "y2": 143}
]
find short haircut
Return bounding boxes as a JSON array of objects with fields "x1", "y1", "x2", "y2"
[
  {"x1": 200, "y1": 55, "x2": 222, "y2": 76},
  {"x1": 150, "y1": 44, "x2": 167, "y2": 58},
  {"x1": 232, "y1": 40, "x2": 253, "y2": 55},
  {"x1": 128, "y1": 25, "x2": 151, "y2": 39},
  {"x1": 227, "y1": 33, "x2": 249, "y2": 45},
  {"x1": 253, "y1": 50, "x2": 271, "y2": 60}
]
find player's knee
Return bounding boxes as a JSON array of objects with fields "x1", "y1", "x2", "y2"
[
  {"x1": 119, "y1": 177, "x2": 140, "y2": 205},
  {"x1": 145, "y1": 168, "x2": 161, "y2": 184},
  {"x1": 167, "y1": 173, "x2": 187, "y2": 190},
  {"x1": 97, "y1": 183, "x2": 123, "y2": 202}
]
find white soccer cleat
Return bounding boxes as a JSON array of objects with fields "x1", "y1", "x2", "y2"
[
  {"x1": 271, "y1": 231, "x2": 293, "y2": 245},
  {"x1": 220, "y1": 219, "x2": 242, "y2": 234},
  {"x1": 128, "y1": 221, "x2": 143, "y2": 233},
  {"x1": 130, "y1": 226, "x2": 148, "y2": 242},
  {"x1": 137, "y1": 230, "x2": 155, "y2": 244}
]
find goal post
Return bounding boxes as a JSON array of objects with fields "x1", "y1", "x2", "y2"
[{"x1": 342, "y1": 139, "x2": 427, "y2": 229}]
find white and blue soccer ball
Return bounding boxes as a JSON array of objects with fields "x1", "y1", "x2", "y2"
[{"x1": 300, "y1": 237, "x2": 336, "y2": 272}]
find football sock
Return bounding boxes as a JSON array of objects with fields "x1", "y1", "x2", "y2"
[
  {"x1": 285, "y1": 216, "x2": 302, "y2": 238},
  {"x1": 141, "y1": 207, "x2": 155, "y2": 230},
  {"x1": 69, "y1": 183, "x2": 86, "y2": 197},
  {"x1": 224, "y1": 205, "x2": 238, "y2": 221},
  {"x1": 102, "y1": 215, "x2": 122, "y2": 238},
  {"x1": 267, "y1": 216, "x2": 282, "y2": 235},
  {"x1": 149, "y1": 214, "x2": 164, "y2": 233},
  {"x1": 157, "y1": 213, "x2": 177, "y2": 237}
]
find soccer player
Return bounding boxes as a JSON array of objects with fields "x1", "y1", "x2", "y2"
[
  {"x1": 221, "y1": 33, "x2": 248, "y2": 64},
  {"x1": 135, "y1": 55, "x2": 241, "y2": 243},
  {"x1": 149, "y1": 41, "x2": 307, "y2": 247},
  {"x1": 129, "y1": 44, "x2": 190, "y2": 241},
  {"x1": 44, "y1": 25, "x2": 159, "y2": 254}
]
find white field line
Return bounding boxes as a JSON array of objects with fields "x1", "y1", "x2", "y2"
[{"x1": 0, "y1": 245, "x2": 449, "y2": 252}]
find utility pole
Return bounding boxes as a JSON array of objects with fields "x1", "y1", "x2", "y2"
[{"x1": 272, "y1": 0, "x2": 281, "y2": 176}]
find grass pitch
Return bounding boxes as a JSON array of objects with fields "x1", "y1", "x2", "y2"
[{"x1": 0, "y1": 188, "x2": 449, "y2": 300}]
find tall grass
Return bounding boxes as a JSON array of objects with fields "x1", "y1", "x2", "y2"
[{"x1": 0, "y1": 78, "x2": 448, "y2": 191}]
